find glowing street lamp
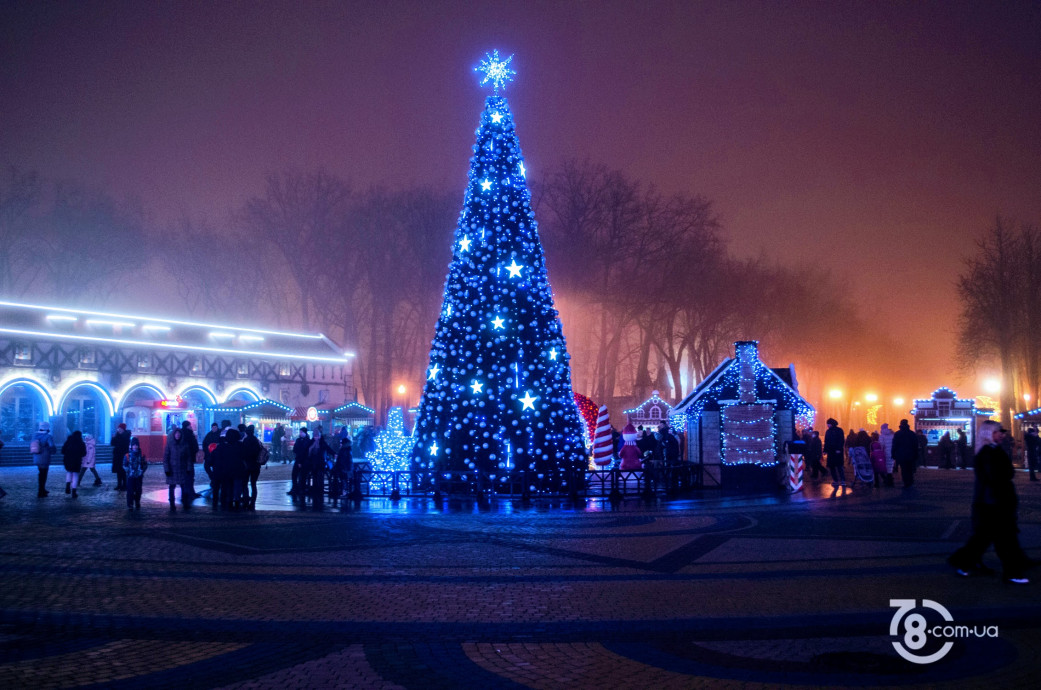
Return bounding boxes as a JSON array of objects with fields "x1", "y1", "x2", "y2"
[
  {"x1": 397, "y1": 384, "x2": 407, "y2": 395},
  {"x1": 893, "y1": 397, "x2": 905, "y2": 407},
  {"x1": 865, "y1": 393, "x2": 878, "y2": 403},
  {"x1": 983, "y1": 378, "x2": 1001, "y2": 394},
  {"x1": 829, "y1": 389, "x2": 843, "y2": 400},
  {"x1": 1024, "y1": 393, "x2": 1032, "y2": 403}
]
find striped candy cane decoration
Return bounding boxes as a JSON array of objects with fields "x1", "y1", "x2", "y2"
[
  {"x1": 788, "y1": 454, "x2": 804, "y2": 492},
  {"x1": 592, "y1": 405, "x2": 613, "y2": 466}
]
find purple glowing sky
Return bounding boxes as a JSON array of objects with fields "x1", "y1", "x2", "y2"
[{"x1": 2, "y1": 1, "x2": 1039, "y2": 393}]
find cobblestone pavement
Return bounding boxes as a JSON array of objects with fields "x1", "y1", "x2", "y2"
[{"x1": 1, "y1": 463, "x2": 1039, "y2": 688}]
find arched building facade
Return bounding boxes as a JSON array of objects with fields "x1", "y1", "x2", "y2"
[{"x1": 0, "y1": 299, "x2": 358, "y2": 449}]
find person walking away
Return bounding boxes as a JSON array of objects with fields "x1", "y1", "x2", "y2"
[
  {"x1": 307, "y1": 429, "x2": 333, "y2": 503},
  {"x1": 210, "y1": 429, "x2": 245, "y2": 510},
  {"x1": 290, "y1": 427, "x2": 310, "y2": 498},
  {"x1": 956, "y1": 429, "x2": 970, "y2": 469},
  {"x1": 948, "y1": 421, "x2": 1030, "y2": 583},
  {"x1": 242, "y1": 425, "x2": 264, "y2": 510},
  {"x1": 916, "y1": 428, "x2": 928, "y2": 469},
  {"x1": 869, "y1": 432, "x2": 886, "y2": 488},
  {"x1": 879, "y1": 423, "x2": 895, "y2": 487},
  {"x1": 61, "y1": 430, "x2": 87, "y2": 499},
  {"x1": 1025, "y1": 427, "x2": 1041, "y2": 482},
  {"x1": 32, "y1": 422, "x2": 57, "y2": 498},
  {"x1": 162, "y1": 428, "x2": 195, "y2": 512},
  {"x1": 938, "y1": 432, "x2": 955, "y2": 469},
  {"x1": 891, "y1": 419, "x2": 919, "y2": 489},
  {"x1": 806, "y1": 429, "x2": 825, "y2": 480},
  {"x1": 201, "y1": 422, "x2": 220, "y2": 487},
  {"x1": 79, "y1": 433, "x2": 102, "y2": 486},
  {"x1": 110, "y1": 423, "x2": 131, "y2": 491},
  {"x1": 823, "y1": 418, "x2": 846, "y2": 489},
  {"x1": 180, "y1": 421, "x2": 200, "y2": 499},
  {"x1": 123, "y1": 437, "x2": 148, "y2": 511},
  {"x1": 844, "y1": 428, "x2": 857, "y2": 460},
  {"x1": 331, "y1": 435, "x2": 353, "y2": 500},
  {"x1": 271, "y1": 422, "x2": 285, "y2": 464}
]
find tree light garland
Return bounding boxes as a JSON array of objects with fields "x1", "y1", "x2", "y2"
[{"x1": 410, "y1": 54, "x2": 587, "y2": 484}]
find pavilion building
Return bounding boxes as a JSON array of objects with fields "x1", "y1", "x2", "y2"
[{"x1": 0, "y1": 299, "x2": 367, "y2": 458}]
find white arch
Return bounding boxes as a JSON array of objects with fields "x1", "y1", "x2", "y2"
[
  {"x1": 223, "y1": 387, "x2": 261, "y2": 404},
  {"x1": 116, "y1": 382, "x2": 167, "y2": 410},
  {"x1": 0, "y1": 376, "x2": 55, "y2": 416},
  {"x1": 179, "y1": 385, "x2": 218, "y2": 405},
  {"x1": 57, "y1": 380, "x2": 115, "y2": 417}
]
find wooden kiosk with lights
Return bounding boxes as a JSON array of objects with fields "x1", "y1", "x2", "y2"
[
  {"x1": 911, "y1": 387, "x2": 993, "y2": 463},
  {"x1": 672, "y1": 341, "x2": 814, "y2": 491}
]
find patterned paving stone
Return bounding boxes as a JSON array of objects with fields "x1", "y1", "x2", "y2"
[{"x1": 0, "y1": 464, "x2": 1039, "y2": 687}]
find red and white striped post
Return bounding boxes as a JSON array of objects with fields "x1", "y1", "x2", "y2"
[
  {"x1": 592, "y1": 405, "x2": 613, "y2": 467},
  {"x1": 787, "y1": 454, "x2": 804, "y2": 492}
]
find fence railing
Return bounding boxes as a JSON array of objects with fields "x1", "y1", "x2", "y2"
[{"x1": 337, "y1": 464, "x2": 701, "y2": 500}]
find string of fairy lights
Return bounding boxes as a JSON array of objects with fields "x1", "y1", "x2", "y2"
[{"x1": 409, "y1": 52, "x2": 587, "y2": 485}]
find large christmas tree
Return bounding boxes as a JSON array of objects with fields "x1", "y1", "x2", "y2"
[{"x1": 411, "y1": 52, "x2": 587, "y2": 491}]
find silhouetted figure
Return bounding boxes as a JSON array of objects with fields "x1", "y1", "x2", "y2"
[{"x1": 949, "y1": 421, "x2": 1030, "y2": 584}]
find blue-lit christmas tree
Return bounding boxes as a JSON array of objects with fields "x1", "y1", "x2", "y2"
[{"x1": 411, "y1": 52, "x2": 587, "y2": 490}]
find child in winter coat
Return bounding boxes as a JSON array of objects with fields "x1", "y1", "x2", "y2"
[
  {"x1": 79, "y1": 433, "x2": 102, "y2": 487},
  {"x1": 123, "y1": 437, "x2": 148, "y2": 511}
]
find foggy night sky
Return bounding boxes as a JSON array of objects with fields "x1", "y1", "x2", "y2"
[{"x1": 2, "y1": 0, "x2": 1040, "y2": 397}]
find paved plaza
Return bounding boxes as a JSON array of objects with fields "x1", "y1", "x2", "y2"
[{"x1": 0, "y1": 463, "x2": 1039, "y2": 689}]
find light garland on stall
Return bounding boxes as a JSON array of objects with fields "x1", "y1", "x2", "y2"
[{"x1": 674, "y1": 342, "x2": 814, "y2": 467}]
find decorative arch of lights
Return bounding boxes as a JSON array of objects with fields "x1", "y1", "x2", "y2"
[
  {"x1": 116, "y1": 383, "x2": 167, "y2": 410},
  {"x1": 0, "y1": 376, "x2": 56, "y2": 416},
  {"x1": 178, "y1": 385, "x2": 218, "y2": 405},
  {"x1": 57, "y1": 380, "x2": 116, "y2": 417},
  {"x1": 223, "y1": 387, "x2": 262, "y2": 404}
]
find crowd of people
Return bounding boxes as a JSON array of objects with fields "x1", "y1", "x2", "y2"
[
  {"x1": 796, "y1": 418, "x2": 932, "y2": 490},
  {"x1": 0, "y1": 419, "x2": 357, "y2": 512}
]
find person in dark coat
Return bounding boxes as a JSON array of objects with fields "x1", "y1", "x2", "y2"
[
  {"x1": 210, "y1": 428, "x2": 245, "y2": 510},
  {"x1": 271, "y1": 422, "x2": 285, "y2": 464},
  {"x1": 123, "y1": 437, "x2": 148, "y2": 511},
  {"x1": 307, "y1": 429, "x2": 333, "y2": 502},
  {"x1": 916, "y1": 429, "x2": 928, "y2": 469},
  {"x1": 201, "y1": 423, "x2": 220, "y2": 482},
  {"x1": 635, "y1": 426, "x2": 657, "y2": 459},
  {"x1": 938, "y1": 432, "x2": 955, "y2": 469},
  {"x1": 955, "y1": 429, "x2": 969, "y2": 469},
  {"x1": 242, "y1": 425, "x2": 264, "y2": 510},
  {"x1": 110, "y1": 423, "x2": 131, "y2": 491},
  {"x1": 891, "y1": 419, "x2": 918, "y2": 488},
  {"x1": 290, "y1": 427, "x2": 310, "y2": 498},
  {"x1": 823, "y1": 418, "x2": 846, "y2": 488},
  {"x1": 330, "y1": 435, "x2": 353, "y2": 500},
  {"x1": 162, "y1": 428, "x2": 195, "y2": 512},
  {"x1": 1025, "y1": 427, "x2": 1040, "y2": 482},
  {"x1": 805, "y1": 429, "x2": 825, "y2": 480},
  {"x1": 948, "y1": 421, "x2": 1030, "y2": 583},
  {"x1": 61, "y1": 430, "x2": 87, "y2": 499},
  {"x1": 180, "y1": 421, "x2": 200, "y2": 499},
  {"x1": 32, "y1": 422, "x2": 57, "y2": 498}
]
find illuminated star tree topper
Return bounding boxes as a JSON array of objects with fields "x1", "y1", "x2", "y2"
[{"x1": 475, "y1": 50, "x2": 516, "y2": 94}]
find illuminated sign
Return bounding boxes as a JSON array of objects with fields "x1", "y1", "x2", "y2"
[{"x1": 306, "y1": 406, "x2": 319, "y2": 422}]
